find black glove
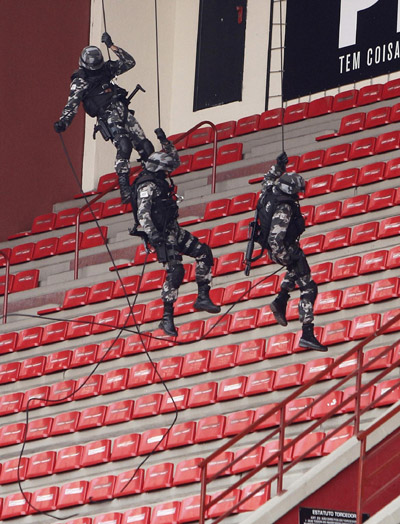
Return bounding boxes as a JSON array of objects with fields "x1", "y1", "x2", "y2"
[
  {"x1": 101, "y1": 32, "x2": 114, "y2": 49},
  {"x1": 154, "y1": 128, "x2": 168, "y2": 144},
  {"x1": 54, "y1": 121, "x2": 66, "y2": 133},
  {"x1": 276, "y1": 151, "x2": 288, "y2": 173}
]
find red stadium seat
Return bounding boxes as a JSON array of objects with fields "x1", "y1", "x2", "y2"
[
  {"x1": 155, "y1": 356, "x2": 183, "y2": 382},
  {"x1": 341, "y1": 284, "x2": 370, "y2": 309},
  {"x1": 65, "y1": 314, "x2": 94, "y2": 339},
  {"x1": 338, "y1": 112, "x2": 365, "y2": 135},
  {"x1": 231, "y1": 446, "x2": 263, "y2": 475},
  {"x1": 166, "y1": 420, "x2": 195, "y2": 447},
  {"x1": 263, "y1": 438, "x2": 293, "y2": 465},
  {"x1": 209, "y1": 344, "x2": 237, "y2": 371},
  {"x1": 58, "y1": 480, "x2": 88, "y2": 508},
  {"x1": 0, "y1": 423, "x2": 25, "y2": 447},
  {"x1": 10, "y1": 241, "x2": 36, "y2": 265},
  {"x1": 209, "y1": 222, "x2": 235, "y2": 247},
  {"x1": 293, "y1": 432, "x2": 326, "y2": 460},
  {"x1": 191, "y1": 148, "x2": 214, "y2": 171},
  {"x1": 321, "y1": 320, "x2": 351, "y2": 346},
  {"x1": 111, "y1": 433, "x2": 140, "y2": 461},
  {"x1": 349, "y1": 136, "x2": 376, "y2": 159},
  {"x1": 187, "y1": 381, "x2": 217, "y2": 408},
  {"x1": 323, "y1": 227, "x2": 350, "y2": 251},
  {"x1": 195, "y1": 414, "x2": 225, "y2": 443},
  {"x1": 18, "y1": 355, "x2": 45, "y2": 380},
  {"x1": 2, "y1": 492, "x2": 32, "y2": 518},
  {"x1": 171, "y1": 154, "x2": 192, "y2": 176},
  {"x1": 310, "y1": 391, "x2": 343, "y2": 419},
  {"x1": 96, "y1": 338, "x2": 124, "y2": 362},
  {"x1": 308, "y1": 95, "x2": 333, "y2": 117},
  {"x1": 104, "y1": 399, "x2": 134, "y2": 426},
  {"x1": 16, "y1": 326, "x2": 43, "y2": 350},
  {"x1": 32, "y1": 237, "x2": 58, "y2": 259},
  {"x1": 374, "y1": 130, "x2": 400, "y2": 154},
  {"x1": 236, "y1": 114, "x2": 260, "y2": 135},
  {"x1": 181, "y1": 350, "x2": 210, "y2": 376},
  {"x1": 332, "y1": 89, "x2": 358, "y2": 111},
  {"x1": 44, "y1": 349, "x2": 72, "y2": 375},
  {"x1": 360, "y1": 250, "x2": 387, "y2": 274},
  {"x1": 245, "y1": 370, "x2": 275, "y2": 396},
  {"x1": 370, "y1": 277, "x2": 399, "y2": 302},
  {"x1": 74, "y1": 374, "x2": 102, "y2": 401},
  {"x1": 215, "y1": 252, "x2": 244, "y2": 275},
  {"x1": 364, "y1": 346, "x2": 393, "y2": 371},
  {"x1": 314, "y1": 290, "x2": 342, "y2": 315},
  {"x1": 358, "y1": 84, "x2": 382, "y2": 105},
  {"x1": 150, "y1": 502, "x2": 180, "y2": 524},
  {"x1": 305, "y1": 174, "x2": 332, "y2": 198},
  {"x1": 204, "y1": 198, "x2": 230, "y2": 221},
  {"x1": 256, "y1": 304, "x2": 278, "y2": 327},
  {"x1": 31, "y1": 212, "x2": 56, "y2": 234},
  {"x1": 331, "y1": 354, "x2": 359, "y2": 378},
  {"x1": 0, "y1": 457, "x2": 28, "y2": 484},
  {"x1": 55, "y1": 208, "x2": 79, "y2": 229},
  {"x1": 298, "y1": 149, "x2": 324, "y2": 172},
  {"x1": 138, "y1": 427, "x2": 168, "y2": 455},
  {"x1": 350, "y1": 222, "x2": 378, "y2": 245},
  {"x1": 204, "y1": 313, "x2": 231, "y2": 338},
  {"x1": 49, "y1": 379, "x2": 75, "y2": 404},
  {"x1": 22, "y1": 385, "x2": 49, "y2": 411},
  {"x1": 249, "y1": 275, "x2": 278, "y2": 299},
  {"x1": 259, "y1": 108, "x2": 283, "y2": 129},
  {"x1": 323, "y1": 426, "x2": 354, "y2": 454},
  {"x1": 233, "y1": 217, "x2": 253, "y2": 243},
  {"x1": 26, "y1": 417, "x2": 53, "y2": 442},
  {"x1": 216, "y1": 120, "x2": 236, "y2": 140},
  {"x1": 217, "y1": 376, "x2": 247, "y2": 401},
  {"x1": 50, "y1": 411, "x2": 79, "y2": 436},
  {"x1": 0, "y1": 361, "x2": 20, "y2": 384},
  {"x1": 92, "y1": 309, "x2": 120, "y2": 334},
  {"x1": 88, "y1": 280, "x2": 114, "y2": 304},
  {"x1": 63, "y1": 286, "x2": 90, "y2": 309},
  {"x1": 285, "y1": 397, "x2": 313, "y2": 423},
  {"x1": 121, "y1": 508, "x2": 150, "y2": 524},
  {"x1": 87, "y1": 475, "x2": 115, "y2": 502},
  {"x1": 93, "y1": 514, "x2": 122, "y2": 524},
  {"x1": 26, "y1": 450, "x2": 55, "y2": 479},
  {"x1": 311, "y1": 262, "x2": 332, "y2": 284},
  {"x1": 228, "y1": 192, "x2": 256, "y2": 215},
  {"x1": 357, "y1": 162, "x2": 385, "y2": 185},
  {"x1": 368, "y1": 188, "x2": 395, "y2": 211},
  {"x1": 139, "y1": 269, "x2": 166, "y2": 292},
  {"x1": 222, "y1": 281, "x2": 250, "y2": 304},
  {"x1": 42, "y1": 321, "x2": 68, "y2": 345},
  {"x1": 10, "y1": 269, "x2": 39, "y2": 293},
  {"x1": 101, "y1": 368, "x2": 129, "y2": 395},
  {"x1": 341, "y1": 385, "x2": 375, "y2": 413},
  {"x1": 81, "y1": 439, "x2": 111, "y2": 468},
  {"x1": 55, "y1": 445, "x2": 83, "y2": 473},
  {"x1": 31, "y1": 486, "x2": 59, "y2": 512},
  {"x1": 284, "y1": 102, "x2": 309, "y2": 123},
  {"x1": 133, "y1": 393, "x2": 162, "y2": 419},
  {"x1": 206, "y1": 451, "x2": 233, "y2": 479},
  {"x1": 80, "y1": 202, "x2": 103, "y2": 223},
  {"x1": 174, "y1": 457, "x2": 203, "y2": 486},
  {"x1": 176, "y1": 320, "x2": 204, "y2": 344},
  {"x1": 365, "y1": 106, "x2": 390, "y2": 128},
  {"x1": 239, "y1": 482, "x2": 270, "y2": 512},
  {"x1": 187, "y1": 127, "x2": 213, "y2": 147},
  {"x1": 324, "y1": 143, "x2": 350, "y2": 166},
  {"x1": 331, "y1": 167, "x2": 358, "y2": 191},
  {"x1": 114, "y1": 469, "x2": 144, "y2": 497},
  {"x1": 378, "y1": 216, "x2": 400, "y2": 239},
  {"x1": 385, "y1": 157, "x2": 400, "y2": 179},
  {"x1": 229, "y1": 308, "x2": 258, "y2": 333},
  {"x1": 314, "y1": 201, "x2": 341, "y2": 224},
  {"x1": 390, "y1": 102, "x2": 400, "y2": 122},
  {"x1": 341, "y1": 194, "x2": 369, "y2": 217},
  {"x1": 0, "y1": 332, "x2": 17, "y2": 355},
  {"x1": 179, "y1": 495, "x2": 209, "y2": 523},
  {"x1": 300, "y1": 234, "x2": 324, "y2": 255},
  {"x1": 70, "y1": 344, "x2": 97, "y2": 368},
  {"x1": 224, "y1": 409, "x2": 254, "y2": 437},
  {"x1": 77, "y1": 405, "x2": 106, "y2": 431},
  {"x1": 102, "y1": 198, "x2": 126, "y2": 218},
  {"x1": 207, "y1": 490, "x2": 241, "y2": 519},
  {"x1": 303, "y1": 358, "x2": 333, "y2": 382},
  {"x1": 143, "y1": 462, "x2": 174, "y2": 491},
  {"x1": 266, "y1": 332, "x2": 294, "y2": 358},
  {"x1": 81, "y1": 226, "x2": 108, "y2": 249},
  {"x1": 350, "y1": 313, "x2": 381, "y2": 339}
]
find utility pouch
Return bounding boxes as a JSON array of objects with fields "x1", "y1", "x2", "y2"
[{"x1": 154, "y1": 242, "x2": 168, "y2": 264}]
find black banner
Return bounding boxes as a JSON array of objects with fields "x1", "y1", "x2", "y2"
[
  {"x1": 300, "y1": 507, "x2": 369, "y2": 523},
  {"x1": 283, "y1": 0, "x2": 400, "y2": 101}
]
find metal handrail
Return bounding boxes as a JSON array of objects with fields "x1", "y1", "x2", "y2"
[
  {"x1": 199, "y1": 311, "x2": 400, "y2": 524},
  {"x1": 73, "y1": 121, "x2": 218, "y2": 279},
  {"x1": 0, "y1": 250, "x2": 11, "y2": 324}
]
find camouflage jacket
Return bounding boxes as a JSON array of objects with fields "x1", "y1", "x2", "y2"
[
  {"x1": 58, "y1": 46, "x2": 135, "y2": 127},
  {"x1": 137, "y1": 140, "x2": 181, "y2": 239}
]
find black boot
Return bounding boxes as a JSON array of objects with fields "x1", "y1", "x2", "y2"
[
  {"x1": 118, "y1": 174, "x2": 132, "y2": 204},
  {"x1": 270, "y1": 290, "x2": 290, "y2": 326},
  {"x1": 299, "y1": 323, "x2": 328, "y2": 352},
  {"x1": 159, "y1": 302, "x2": 178, "y2": 337},
  {"x1": 194, "y1": 285, "x2": 221, "y2": 314}
]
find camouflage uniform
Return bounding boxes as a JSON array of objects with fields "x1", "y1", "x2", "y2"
[
  {"x1": 261, "y1": 166, "x2": 317, "y2": 324},
  {"x1": 136, "y1": 141, "x2": 214, "y2": 303},
  {"x1": 58, "y1": 46, "x2": 146, "y2": 182}
]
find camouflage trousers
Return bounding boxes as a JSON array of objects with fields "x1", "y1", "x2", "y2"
[
  {"x1": 104, "y1": 101, "x2": 146, "y2": 176},
  {"x1": 278, "y1": 248, "x2": 317, "y2": 324},
  {"x1": 161, "y1": 221, "x2": 213, "y2": 303}
]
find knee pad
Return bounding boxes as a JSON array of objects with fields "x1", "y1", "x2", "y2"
[
  {"x1": 191, "y1": 242, "x2": 214, "y2": 267},
  {"x1": 167, "y1": 261, "x2": 185, "y2": 288},
  {"x1": 117, "y1": 136, "x2": 133, "y2": 160},
  {"x1": 136, "y1": 138, "x2": 155, "y2": 162}
]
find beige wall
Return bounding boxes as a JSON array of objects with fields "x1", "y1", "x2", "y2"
[{"x1": 82, "y1": 0, "x2": 271, "y2": 191}]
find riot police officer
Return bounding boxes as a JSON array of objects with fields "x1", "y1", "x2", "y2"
[
  {"x1": 131, "y1": 128, "x2": 221, "y2": 336},
  {"x1": 54, "y1": 32, "x2": 153, "y2": 203},
  {"x1": 258, "y1": 153, "x2": 327, "y2": 351}
]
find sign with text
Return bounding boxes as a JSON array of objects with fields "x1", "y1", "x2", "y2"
[
  {"x1": 283, "y1": 0, "x2": 400, "y2": 100},
  {"x1": 299, "y1": 507, "x2": 369, "y2": 523}
]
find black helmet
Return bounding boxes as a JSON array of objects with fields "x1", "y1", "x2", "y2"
[
  {"x1": 79, "y1": 46, "x2": 104, "y2": 70},
  {"x1": 276, "y1": 172, "x2": 305, "y2": 195}
]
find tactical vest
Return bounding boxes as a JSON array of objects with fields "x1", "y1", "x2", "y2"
[
  {"x1": 131, "y1": 170, "x2": 179, "y2": 232},
  {"x1": 72, "y1": 66, "x2": 128, "y2": 117},
  {"x1": 256, "y1": 188, "x2": 305, "y2": 249}
]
